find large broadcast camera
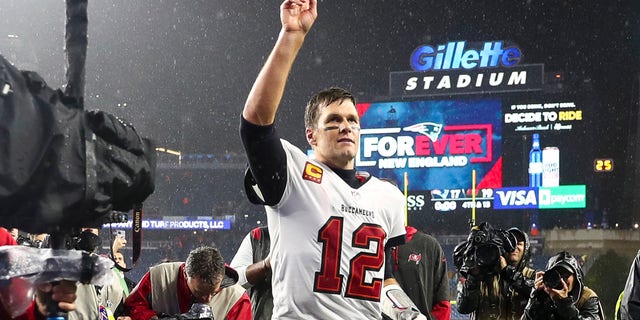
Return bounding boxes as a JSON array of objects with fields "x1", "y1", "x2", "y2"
[
  {"x1": 0, "y1": 0, "x2": 155, "y2": 237},
  {"x1": 453, "y1": 222, "x2": 518, "y2": 277},
  {"x1": 0, "y1": 49, "x2": 155, "y2": 236},
  {"x1": 0, "y1": 1, "x2": 156, "y2": 318}
]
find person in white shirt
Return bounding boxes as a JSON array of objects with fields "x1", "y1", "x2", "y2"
[{"x1": 240, "y1": 1, "x2": 423, "y2": 319}]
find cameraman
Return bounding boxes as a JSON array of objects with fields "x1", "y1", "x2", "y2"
[
  {"x1": 455, "y1": 224, "x2": 535, "y2": 320},
  {"x1": 522, "y1": 251, "x2": 603, "y2": 320},
  {"x1": 122, "y1": 246, "x2": 251, "y2": 320}
]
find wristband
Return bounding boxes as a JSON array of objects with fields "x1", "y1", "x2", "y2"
[{"x1": 381, "y1": 284, "x2": 427, "y2": 320}]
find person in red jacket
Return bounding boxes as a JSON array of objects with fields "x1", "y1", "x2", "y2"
[
  {"x1": 0, "y1": 227, "x2": 17, "y2": 246},
  {"x1": 122, "y1": 246, "x2": 251, "y2": 320}
]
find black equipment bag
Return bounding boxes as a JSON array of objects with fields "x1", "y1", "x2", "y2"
[{"x1": 0, "y1": 54, "x2": 156, "y2": 234}]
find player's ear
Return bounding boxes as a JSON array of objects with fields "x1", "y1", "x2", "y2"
[{"x1": 306, "y1": 128, "x2": 317, "y2": 146}]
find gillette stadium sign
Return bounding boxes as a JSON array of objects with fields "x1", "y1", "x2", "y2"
[{"x1": 389, "y1": 41, "x2": 544, "y2": 97}]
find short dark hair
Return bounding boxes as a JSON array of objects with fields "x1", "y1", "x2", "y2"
[
  {"x1": 304, "y1": 87, "x2": 356, "y2": 129},
  {"x1": 185, "y1": 246, "x2": 225, "y2": 287}
]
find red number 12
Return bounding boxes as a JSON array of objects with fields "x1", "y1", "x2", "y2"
[{"x1": 313, "y1": 217, "x2": 386, "y2": 301}]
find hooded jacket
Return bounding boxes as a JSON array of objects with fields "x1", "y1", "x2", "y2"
[
  {"x1": 618, "y1": 249, "x2": 640, "y2": 320},
  {"x1": 456, "y1": 227, "x2": 535, "y2": 320},
  {"x1": 522, "y1": 251, "x2": 604, "y2": 320}
]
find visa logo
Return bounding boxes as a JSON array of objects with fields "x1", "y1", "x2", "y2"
[{"x1": 493, "y1": 187, "x2": 538, "y2": 209}]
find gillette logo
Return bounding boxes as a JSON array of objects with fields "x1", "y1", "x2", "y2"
[
  {"x1": 410, "y1": 41, "x2": 522, "y2": 72},
  {"x1": 390, "y1": 40, "x2": 541, "y2": 96}
]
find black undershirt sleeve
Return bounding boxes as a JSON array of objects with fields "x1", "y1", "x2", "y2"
[
  {"x1": 384, "y1": 234, "x2": 406, "y2": 279},
  {"x1": 386, "y1": 234, "x2": 406, "y2": 248},
  {"x1": 240, "y1": 117, "x2": 287, "y2": 206}
]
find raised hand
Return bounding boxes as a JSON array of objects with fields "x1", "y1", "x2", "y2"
[
  {"x1": 35, "y1": 280, "x2": 77, "y2": 316},
  {"x1": 280, "y1": 0, "x2": 317, "y2": 33}
]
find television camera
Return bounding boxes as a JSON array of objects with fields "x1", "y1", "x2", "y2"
[
  {"x1": 0, "y1": 0, "x2": 155, "y2": 317},
  {"x1": 453, "y1": 222, "x2": 518, "y2": 277}
]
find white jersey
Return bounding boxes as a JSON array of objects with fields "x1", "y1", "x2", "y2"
[
  {"x1": 267, "y1": 140, "x2": 406, "y2": 320},
  {"x1": 230, "y1": 232, "x2": 253, "y2": 288}
]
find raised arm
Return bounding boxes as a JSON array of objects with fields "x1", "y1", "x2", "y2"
[{"x1": 242, "y1": 0, "x2": 317, "y2": 125}]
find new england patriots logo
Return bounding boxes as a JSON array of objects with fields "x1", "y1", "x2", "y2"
[{"x1": 403, "y1": 122, "x2": 443, "y2": 141}]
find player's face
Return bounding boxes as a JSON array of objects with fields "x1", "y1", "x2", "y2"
[{"x1": 307, "y1": 99, "x2": 360, "y2": 169}]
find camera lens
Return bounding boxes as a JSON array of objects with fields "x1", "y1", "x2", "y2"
[
  {"x1": 472, "y1": 231, "x2": 487, "y2": 244},
  {"x1": 542, "y1": 269, "x2": 564, "y2": 290}
]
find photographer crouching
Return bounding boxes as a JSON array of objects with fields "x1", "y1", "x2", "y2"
[
  {"x1": 522, "y1": 251, "x2": 603, "y2": 319},
  {"x1": 453, "y1": 222, "x2": 535, "y2": 320}
]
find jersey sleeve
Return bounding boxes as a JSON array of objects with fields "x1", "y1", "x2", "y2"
[
  {"x1": 230, "y1": 232, "x2": 254, "y2": 288},
  {"x1": 388, "y1": 187, "x2": 408, "y2": 244}
]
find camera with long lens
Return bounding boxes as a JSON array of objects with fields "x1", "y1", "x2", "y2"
[
  {"x1": 454, "y1": 222, "x2": 518, "y2": 277},
  {"x1": 0, "y1": 55, "x2": 156, "y2": 236},
  {"x1": 542, "y1": 263, "x2": 574, "y2": 290},
  {"x1": 0, "y1": 5, "x2": 156, "y2": 320},
  {"x1": 542, "y1": 269, "x2": 565, "y2": 290},
  {"x1": 471, "y1": 229, "x2": 490, "y2": 245}
]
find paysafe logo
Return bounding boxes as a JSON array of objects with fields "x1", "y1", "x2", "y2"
[{"x1": 493, "y1": 185, "x2": 586, "y2": 209}]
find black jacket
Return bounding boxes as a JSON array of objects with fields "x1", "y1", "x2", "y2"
[
  {"x1": 392, "y1": 227, "x2": 450, "y2": 320},
  {"x1": 456, "y1": 227, "x2": 535, "y2": 320},
  {"x1": 616, "y1": 249, "x2": 640, "y2": 320},
  {"x1": 522, "y1": 251, "x2": 603, "y2": 320}
]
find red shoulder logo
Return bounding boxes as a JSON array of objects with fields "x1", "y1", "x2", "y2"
[{"x1": 303, "y1": 162, "x2": 323, "y2": 184}]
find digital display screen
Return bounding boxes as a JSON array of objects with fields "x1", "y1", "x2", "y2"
[
  {"x1": 356, "y1": 99, "x2": 503, "y2": 191},
  {"x1": 356, "y1": 96, "x2": 589, "y2": 230}
]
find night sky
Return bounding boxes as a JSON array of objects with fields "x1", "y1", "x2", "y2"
[{"x1": 0, "y1": 0, "x2": 638, "y2": 225}]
